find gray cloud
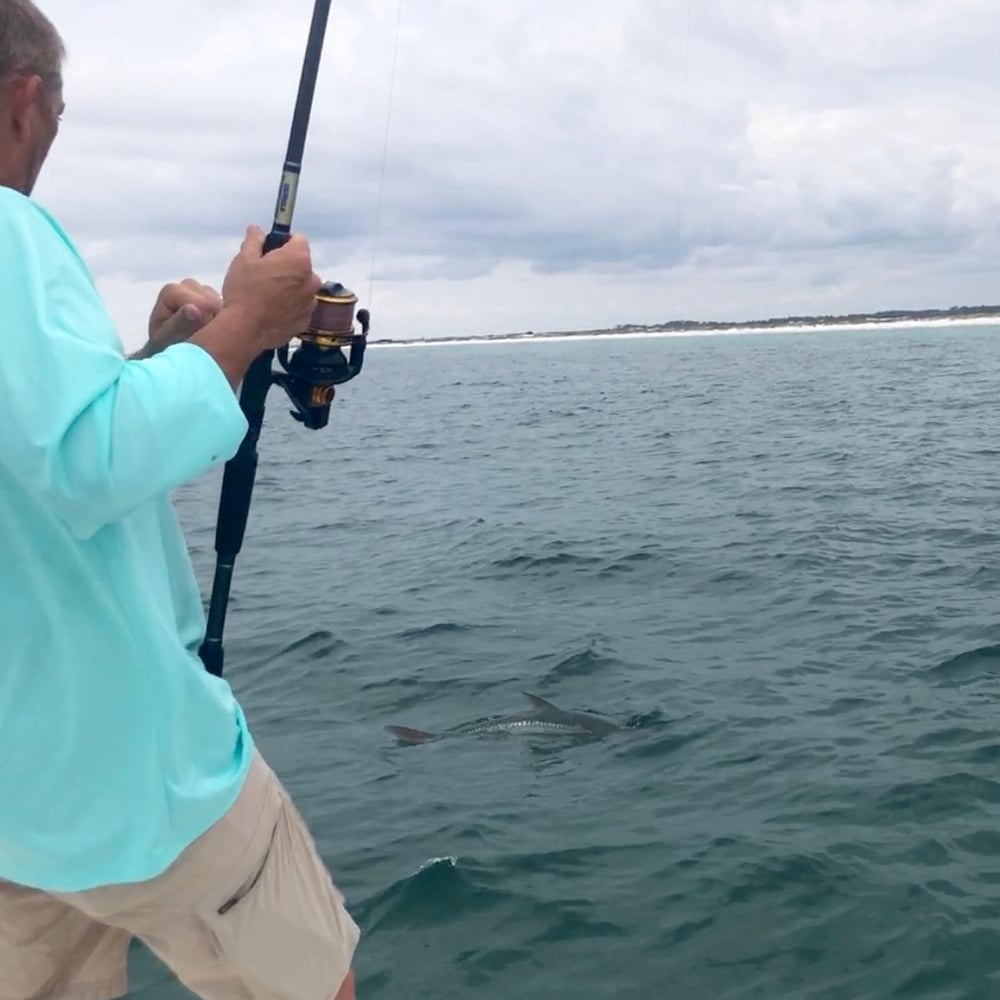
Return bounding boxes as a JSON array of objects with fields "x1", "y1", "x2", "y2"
[{"x1": 29, "y1": 0, "x2": 1000, "y2": 347}]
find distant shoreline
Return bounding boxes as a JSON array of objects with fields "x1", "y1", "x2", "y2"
[{"x1": 370, "y1": 306, "x2": 1000, "y2": 348}]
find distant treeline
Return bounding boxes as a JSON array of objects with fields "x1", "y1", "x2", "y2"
[
  {"x1": 371, "y1": 304, "x2": 1000, "y2": 345},
  {"x1": 629, "y1": 304, "x2": 1000, "y2": 333}
]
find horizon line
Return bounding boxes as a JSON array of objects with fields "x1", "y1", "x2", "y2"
[{"x1": 367, "y1": 304, "x2": 1000, "y2": 347}]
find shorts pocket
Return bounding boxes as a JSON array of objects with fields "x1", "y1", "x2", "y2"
[
  {"x1": 215, "y1": 814, "x2": 278, "y2": 916},
  {"x1": 201, "y1": 798, "x2": 359, "y2": 1000}
]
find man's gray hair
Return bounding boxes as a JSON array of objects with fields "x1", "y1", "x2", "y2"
[{"x1": 0, "y1": 0, "x2": 64, "y2": 83}]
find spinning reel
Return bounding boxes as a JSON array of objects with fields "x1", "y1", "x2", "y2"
[{"x1": 272, "y1": 281, "x2": 369, "y2": 430}]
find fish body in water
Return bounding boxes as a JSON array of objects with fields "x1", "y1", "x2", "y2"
[{"x1": 386, "y1": 691, "x2": 619, "y2": 744}]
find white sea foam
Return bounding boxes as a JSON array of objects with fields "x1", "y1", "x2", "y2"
[{"x1": 411, "y1": 855, "x2": 458, "y2": 876}]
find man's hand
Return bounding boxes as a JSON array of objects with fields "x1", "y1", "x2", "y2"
[
  {"x1": 187, "y1": 225, "x2": 322, "y2": 385},
  {"x1": 131, "y1": 279, "x2": 224, "y2": 360}
]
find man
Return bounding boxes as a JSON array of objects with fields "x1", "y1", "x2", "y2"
[{"x1": 0, "y1": 3, "x2": 359, "y2": 998}]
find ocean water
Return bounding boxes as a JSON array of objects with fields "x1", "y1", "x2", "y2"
[{"x1": 129, "y1": 323, "x2": 1000, "y2": 999}]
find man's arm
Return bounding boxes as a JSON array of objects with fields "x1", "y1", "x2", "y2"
[{"x1": 0, "y1": 213, "x2": 250, "y2": 539}]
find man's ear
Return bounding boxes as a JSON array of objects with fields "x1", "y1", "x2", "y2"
[{"x1": 3, "y1": 74, "x2": 43, "y2": 133}]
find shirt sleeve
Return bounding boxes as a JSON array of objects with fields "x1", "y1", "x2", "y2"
[{"x1": 0, "y1": 203, "x2": 249, "y2": 540}]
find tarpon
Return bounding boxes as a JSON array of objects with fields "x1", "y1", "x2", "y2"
[{"x1": 386, "y1": 691, "x2": 619, "y2": 744}]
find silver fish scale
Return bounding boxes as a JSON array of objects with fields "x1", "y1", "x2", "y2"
[{"x1": 466, "y1": 720, "x2": 581, "y2": 735}]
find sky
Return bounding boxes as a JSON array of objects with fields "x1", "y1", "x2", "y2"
[{"x1": 32, "y1": 0, "x2": 1000, "y2": 349}]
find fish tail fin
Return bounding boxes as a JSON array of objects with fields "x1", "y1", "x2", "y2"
[{"x1": 386, "y1": 725, "x2": 438, "y2": 745}]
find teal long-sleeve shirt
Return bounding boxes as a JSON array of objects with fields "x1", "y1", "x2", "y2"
[{"x1": 0, "y1": 186, "x2": 256, "y2": 891}]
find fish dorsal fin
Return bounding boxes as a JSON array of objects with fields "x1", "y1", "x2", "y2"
[{"x1": 522, "y1": 691, "x2": 560, "y2": 713}]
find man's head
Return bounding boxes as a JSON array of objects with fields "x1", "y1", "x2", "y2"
[{"x1": 0, "y1": 0, "x2": 64, "y2": 195}]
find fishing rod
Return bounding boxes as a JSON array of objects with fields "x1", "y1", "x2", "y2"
[{"x1": 198, "y1": 0, "x2": 369, "y2": 678}]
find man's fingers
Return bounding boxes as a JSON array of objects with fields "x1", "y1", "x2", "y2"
[
  {"x1": 155, "y1": 304, "x2": 206, "y2": 343},
  {"x1": 181, "y1": 279, "x2": 222, "y2": 314},
  {"x1": 158, "y1": 280, "x2": 223, "y2": 320}
]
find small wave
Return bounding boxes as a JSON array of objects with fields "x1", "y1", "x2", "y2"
[
  {"x1": 954, "y1": 829, "x2": 1000, "y2": 857},
  {"x1": 725, "y1": 851, "x2": 854, "y2": 907},
  {"x1": 624, "y1": 709, "x2": 667, "y2": 729},
  {"x1": 275, "y1": 629, "x2": 348, "y2": 661},
  {"x1": 356, "y1": 855, "x2": 510, "y2": 934},
  {"x1": 536, "y1": 645, "x2": 622, "y2": 684},
  {"x1": 903, "y1": 726, "x2": 991, "y2": 754},
  {"x1": 877, "y1": 771, "x2": 1000, "y2": 819},
  {"x1": 928, "y1": 644, "x2": 1000, "y2": 685},
  {"x1": 617, "y1": 725, "x2": 709, "y2": 760},
  {"x1": 359, "y1": 675, "x2": 421, "y2": 693},
  {"x1": 412, "y1": 855, "x2": 457, "y2": 875},
  {"x1": 491, "y1": 551, "x2": 603, "y2": 573},
  {"x1": 709, "y1": 568, "x2": 758, "y2": 585},
  {"x1": 396, "y1": 622, "x2": 471, "y2": 640},
  {"x1": 527, "y1": 908, "x2": 629, "y2": 945},
  {"x1": 805, "y1": 696, "x2": 875, "y2": 718},
  {"x1": 598, "y1": 548, "x2": 663, "y2": 578},
  {"x1": 962, "y1": 743, "x2": 1000, "y2": 765}
]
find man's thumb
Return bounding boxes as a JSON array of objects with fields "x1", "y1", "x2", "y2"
[{"x1": 240, "y1": 224, "x2": 265, "y2": 258}]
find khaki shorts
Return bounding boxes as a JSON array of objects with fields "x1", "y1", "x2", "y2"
[{"x1": 0, "y1": 750, "x2": 360, "y2": 1000}]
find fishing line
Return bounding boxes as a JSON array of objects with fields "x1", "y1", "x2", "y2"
[
  {"x1": 673, "y1": 0, "x2": 695, "y2": 237},
  {"x1": 366, "y1": 0, "x2": 405, "y2": 312}
]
